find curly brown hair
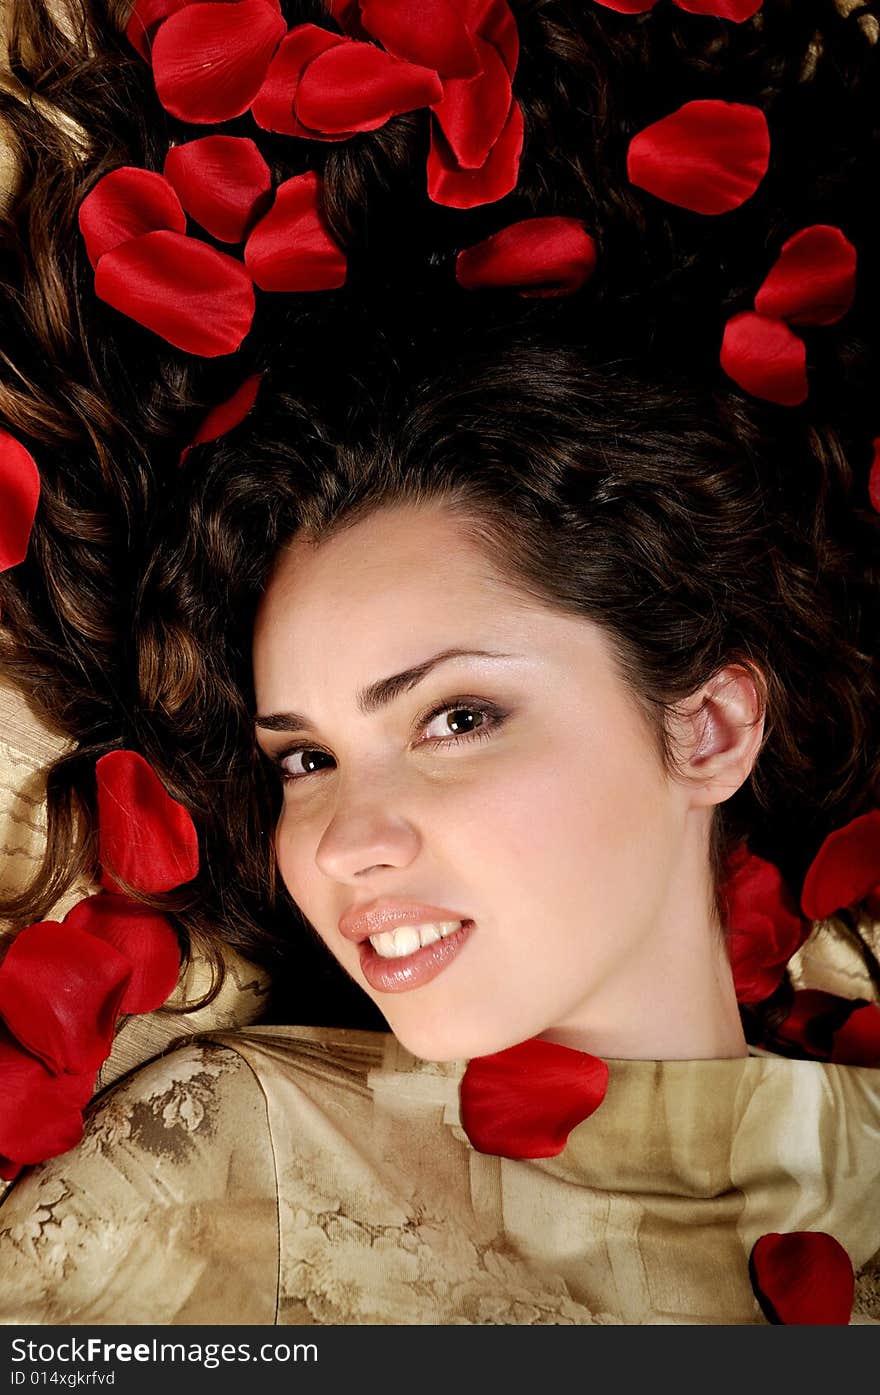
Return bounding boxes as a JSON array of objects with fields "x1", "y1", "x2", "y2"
[{"x1": 0, "y1": 0, "x2": 878, "y2": 1036}]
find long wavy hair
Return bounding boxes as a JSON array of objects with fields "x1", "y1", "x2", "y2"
[{"x1": 0, "y1": 0, "x2": 878, "y2": 1036}]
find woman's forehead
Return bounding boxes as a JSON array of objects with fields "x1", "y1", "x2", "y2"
[
  {"x1": 255, "y1": 502, "x2": 515, "y2": 644},
  {"x1": 251, "y1": 516, "x2": 621, "y2": 724}
]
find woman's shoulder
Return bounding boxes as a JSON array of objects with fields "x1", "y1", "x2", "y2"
[{"x1": 0, "y1": 1037, "x2": 279, "y2": 1325}]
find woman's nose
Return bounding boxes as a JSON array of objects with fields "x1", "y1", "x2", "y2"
[{"x1": 314, "y1": 780, "x2": 421, "y2": 882}]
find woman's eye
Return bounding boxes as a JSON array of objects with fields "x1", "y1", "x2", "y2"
[
  {"x1": 422, "y1": 704, "x2": 490, "y2": 741},
  {"x1": 276, "y1": 701, "x2": 503, "y2": 785},
  {"x1": 279, "y1": 748, "x2": 335, "y2": 782}
]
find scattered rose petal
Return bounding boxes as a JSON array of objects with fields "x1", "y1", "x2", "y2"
[
  {"x1": 358, "y1": 0, "x2": 481, "y2": 77},
  {"x1": 589, "y1": 1, "x2": 660, "y2": 11},
  {"x1": 164, "y1": 136, "x2": 272, "y2": 243},
  {"x1": 460, "y1": 1036, "x2": 609, "y2": 1159},
  {"x1": 720, "y1": 312, "x2": 807, "y2": 406},
  {"x1": 64, "y1": 894, "x2": 181, "y2": 1016},
  {"x1": 870, "y1": 438, "x2": 880, "y2": 514},
  {"x1": 179, "y1": 373, "x2": 264, "y2": 466},
  {"x1": 627, "y1": 99, "x2": 770, "y2": 214},
  {"x1": 96, "y1": 749, "x2": 200, "y2": 894},
  {"x1": 152, "y1": 0, "x2": 287, "y2": 124},
  {"x1": 750, "y1": 1232, "x2": 854, "y2": 1325},
  {"x1": 428, "y1": 97, "x2": 523, "y2": 208},
  {"x1": 93, "y1": 229, "x2": 255, "y2": 357},
  {"x1": 326, "y1": 0, "x2": 369, "y2": 35},
  {"x1": 294, "y1": 39, "x2": 442, "y2": 135},
  {"x1": 774, "y1": 988, "x2": 855, "y2": 1060},
  {"x1": 251, "y1": 24, "x2": 350, "y2": 138},
  {"x1": 830, "y1": 1001, "x2": 880, "y2": 1066},
  {"x1": 0, "y1": 1026, "x2": 93, "y2": 1168},
  {"x1": 0, "y1": 429, "x2": 40, "y2": 573},
  {"x1": 125, "y1": 0, "x2": 191, "y2": 61},
  {"x1": 675, "y1": 0, "x2": 762, "y2": 16},
  {"x1": 244, "y1": 171, "x2": 347, "y2": 292},
  {"x1": 754, "y1": 226, "x2": 857, "y2": 327},
  {"x1": 431, "y1": 37, "x2": 510, "y2": 169},
  {"x1": 591, "y1": 2, "x2": 762, "y2": 18},
  {"x1": 0, "y1": 921, "x2": 130, "y2": 1075},
  {"x1": 721, "y1": 843, "x2": 809, "y2": 1004},
  {"x1": 78, "y1": 167, "x2": 186, "y2": 270},
  {"x1": 456, "y1": 216, "x2": 597, "y2": 297},
  {"x1": 800, "y1": 810, "x2": 880, "y2": 919},
  {"x1": 456, "y1": 0, "x2": 519, "y2": 76},
  {"x1": 126, "y1": 0, "x2": 283, "y2": 62}
]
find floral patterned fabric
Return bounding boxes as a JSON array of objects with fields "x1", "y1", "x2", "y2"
[
  {"x1": 0, "y1": 672, "x2": 271, "y2": 1124},
  {"x1": 0, "y1": 1023, "x2": 878, "y2": 1325}
]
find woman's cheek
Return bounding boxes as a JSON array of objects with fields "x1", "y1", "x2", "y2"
[{"x1": 274, "y1": 802, "x2": 316, "y2": 904}]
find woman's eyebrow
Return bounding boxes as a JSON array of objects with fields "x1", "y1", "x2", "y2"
[{"x1": 254, "y1": 648, "x2": 518, "y2": 732}]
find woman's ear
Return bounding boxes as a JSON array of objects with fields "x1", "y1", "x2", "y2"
[{"x1": 668, "y1": 663, "x2": 767, "y2": 807}]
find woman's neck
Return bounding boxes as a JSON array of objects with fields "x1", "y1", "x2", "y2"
[{"x1": 538, "y1": 842, "x2": 749, "y2": 1062}]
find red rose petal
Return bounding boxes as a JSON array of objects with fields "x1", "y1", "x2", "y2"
[
  {"x1": 829, "y1": 1002, "x2": 880, "y2": 1067},
  {"x1": 126, "y1": 0, "x2": 283, "y2": 62},
  {"x1": 627, "y1": 99, "x2": 770, "y2": 214},
  {"x1": 801, "y1": 810, "x2": 880, "y2": 919},
  {"x1": 244, "y1": 171, "x2": 347, "y2": 293},
  {"x1": 164, "y1": 136, "x2": 272, "y2": 243},
  {"x1": 93, "y1": 230, "x2": 255, "y2": 357},
  {"x1": 456, "y1": 0, "x2": 519, "y2": 77},
  {"x1": 358, "y1": 0, "x2": 481, "y2": 77},
  {"x1": 96, "y1": 749, "x2": 200, "y2": 895},
  {"x1": 64, "y1": 894, "x2": 181, "y2": 1016},
  {"x1": 78, "y1": 167, "x2": 186, "y2": 270},
  {"x1": 675, "y1": 0, "x2": 762, "y2": 17},
  {"x1": 720, "y1": 312, "x2": 808, "y2": 406},
  {"x1": 0, "y1": 1027, "x2": 94, "y2": 1168},
  {"x1": 250, "y1": 25, "x2": 351, "y2": 138},
  {"x1": 870, "y1": 438, "x2": 880, "y2": 514},
  {"x1": 0, "y1": 429, "x2": 40, "y2": 574},
  {"x1": 427, "y1": 97, "x2": 523, "y2": 208},
  {"x1": 325, "y1": 0, "x2": 372, "y2": 39},
  {"x1": 721, "y1": 844, "x2": 808, "y2": 1004},
  {"x1": 754, "y1": 225, "x2": 857, "y2": 328},
  {"x1": 460, "y1": 1037, "x2": 609, "y2": 1159},
  {"x1": 589, "y1": 1, "x2": 660, "y2": 11},
  {"x1": 179, "y1": 373, "x2": 264, "y2": 466},
  {"x1": 431, "y1": 37, "x2": 510, "y2": 169},
  {"x1": 295, "y1": 40, "x2": 442, "y2": 135},
  {"x1": 456, "y1": 216, "x2": 597, "y2": 297},
  {"x1": 774, "y1": 988, "x2": 857, "y2": 1060},
  {"x1": 125, "y1": 0, "x2": 191, "y2": 61},
  {"x1": 152, "y1": 0, "x2": 287, "y2": 124},
  {"x1": 0, "y1": 921, "x2": 130, "y2": 1075},
  {"x1": 750, "y1": 1232, "x2": 854, "y2": 1325}
]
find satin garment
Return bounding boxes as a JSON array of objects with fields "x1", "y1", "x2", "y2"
[{"x1": 0, "y1": 1023, "x2": 878, "y2": 1325}]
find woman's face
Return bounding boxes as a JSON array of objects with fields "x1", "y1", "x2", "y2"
[{"x1": 253, "y1": 501, "x2": 714, "y2": 1062}]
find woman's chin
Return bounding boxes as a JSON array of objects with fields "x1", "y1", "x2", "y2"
[{"x1": 386, "y1": 1016, "x2": 543, "y2": 1065}]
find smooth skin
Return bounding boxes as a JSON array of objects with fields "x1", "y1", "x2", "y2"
[{"x1": 253, "y1": 501, "x2": 762, "y2": 1063}]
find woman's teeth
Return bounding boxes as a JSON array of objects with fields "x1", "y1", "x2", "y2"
[{"x1": 368, "y1": 921, "x2": 464, "y2": 959}]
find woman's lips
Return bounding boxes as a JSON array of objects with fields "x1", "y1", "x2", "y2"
[{"x1": 359, "y1": 920, "x2": 475, "y2": 993}]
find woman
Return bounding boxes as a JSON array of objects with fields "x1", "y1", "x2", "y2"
[{"x1": 1, "y1": 0, "x2": 879, "y2": 1323}]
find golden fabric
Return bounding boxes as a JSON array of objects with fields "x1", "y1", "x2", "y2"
[{"x1": 0, "y1": 1023, "x2": 878, "y2": 1326}]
